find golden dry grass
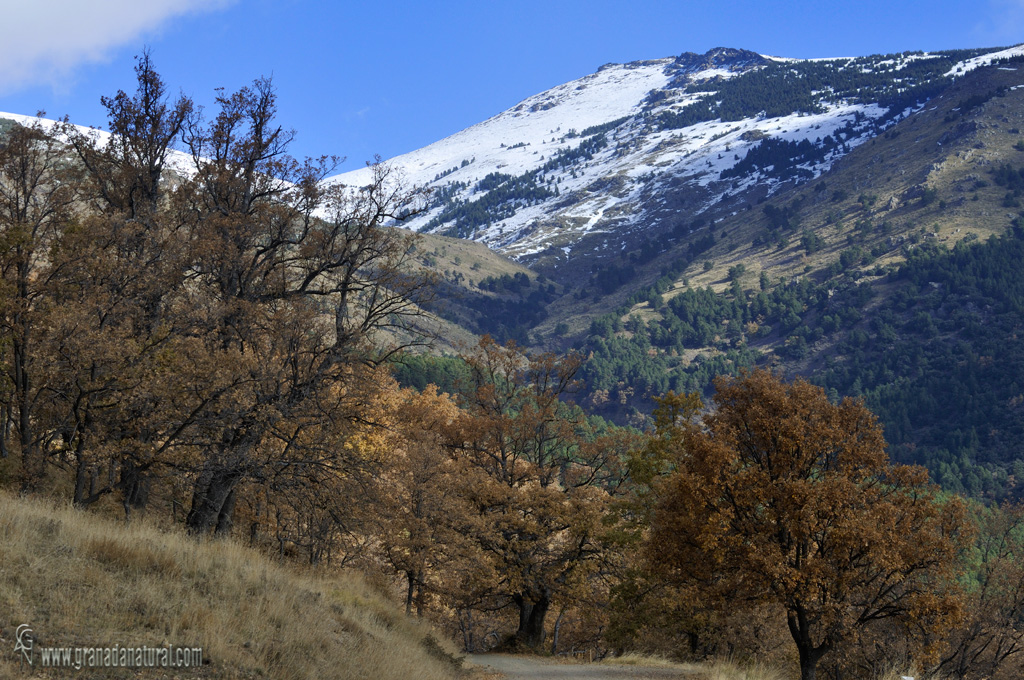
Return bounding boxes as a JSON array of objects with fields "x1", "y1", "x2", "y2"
[
  {"x1": 0, "y1": 491, "x2": 462, "y2": 679},
  {"x1": 698, "y1": 660, "x2": 926, "y2": 680},
  {"x1": 700, "y1": 659, "x2": 789, "y2": 680},
  {"x1": 602, "y1": 652, "x2": 702, "y2": 670}
]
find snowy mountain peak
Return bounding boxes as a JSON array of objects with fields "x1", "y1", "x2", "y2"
[
  {"x1": 672, "y1": 47, "x2": 770, "y2": 74},
  {"x1": 327, "y1": 44, "x2": 1023, "y2": 267}
]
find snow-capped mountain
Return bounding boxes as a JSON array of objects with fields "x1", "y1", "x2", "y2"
[
  {"x1": 0, "y1": 111, "x2": 199, "y2": 177},
  {"x1": 327, "y1": 45, "x2": 1024, "y2": 267}
]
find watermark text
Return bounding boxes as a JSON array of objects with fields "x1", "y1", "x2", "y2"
[{"x1": 13, "y1": 625, "x2": 202, "y2": 671}]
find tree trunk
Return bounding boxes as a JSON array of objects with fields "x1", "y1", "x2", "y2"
[
  {"x1": 214, "y1": 485, "x2": 237, "y2": 535},
  {"x1": 415, "y1": 568, "x2": 426, "y2": 617},
  {"x1": 15, "y1": 337, "x2": 42, "y2": 491},
  {"x1": 73, "y1": 463, "x2": 112, "y2": 509},
  {"x1": 798, "y1": 649, "x2": 818, "y2": 680},
  {"x1": 187, "y1": 465, "x2": 242, "y2": 534},
  {"x1": 514, "y1": 590, "x2": 551, "y2": 648},
  {"x1": 405, "y1": 570, "x2": 416, "y2": 616},
  {"x1": 788, "y1": 609, "x2": 829, "y2": 680},
  {"x1": 0, "y1": 402, "x2": 10, "y2": 458},
  {"x1": 120, "y1": 461, "x2": 150, "y2": 513},
  {"x1": 551, "y1": 605, "x2": 566, "y2": 655},
  {"x1": 73, "y1": 458, "x2": 89, "y2": 507},
  {"x1": 458, "y1": 609, "x2": 475, "y2": 653}
]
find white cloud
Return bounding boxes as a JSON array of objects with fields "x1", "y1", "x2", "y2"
[
  {"x1": 0, "y1": 0, "x2": 234, "y2": 94},
  {"x1": 973, "y1": 0, "x2": 1024, "y2": 46}
]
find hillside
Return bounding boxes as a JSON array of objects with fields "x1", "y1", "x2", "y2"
[
  {"x1": 409, "y1": 230, "x2": 554, "y2": 347},
  {"x1": 329, "y1": 44, "x2": 1022, "y2": 274},
  {"x1": 329, "y1": 42, "x2": 1024, "y2": 344},
  {"x1": 0, "y1": 490, "x2": 463, "y2": 679},
  {"x1": 363, "y1": 45, "x2": 1024, "y2": 499},
  {"x1": 6, "y1": 49, "x2": 1024, "y2": 680},
  {"x1": 6, "y1": 42, "x2": 1024, "y2": 499},
  {"x1": 553, "y1": 61, "x2": 1024, "y2": 497}
]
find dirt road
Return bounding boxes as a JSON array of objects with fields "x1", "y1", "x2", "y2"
[{"x1": 467, "y1": 654, "x2": 700, "y2": 680}]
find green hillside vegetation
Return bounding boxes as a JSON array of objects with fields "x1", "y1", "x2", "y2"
[
  {"x1": 533, "y1": 62, "x2": 1024, "y2": 498},
  {"x1": 656, "y1": 48, "x2": 995, "y2": 130},
  {"x1": 579, "y1": 212, "x2": 1024, "y2": 499},
  {"x1": 415, "y1": 240, "x2": 563, "y2": 345},
  {"x1": 8, "y1": 45, "x2": 1024, "y2": 680},
  {"x1": 411, "y1": 231, "x2": 530, "y2": 290},
  {"x1": 382, "y1": 230, "x2": 544, "y2": 352},
  {"x1": 683, "y1": 62, "x2": 1024, "y2": 287},
  {"x1": 820, "y1": 223, "x2": 1024, "y2": 499}
]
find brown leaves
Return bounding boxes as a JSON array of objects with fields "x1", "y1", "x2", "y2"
[
  {"x1": 646, "y1": 369, "x2": 969, "y2": 677},
  {"x1": 419, "y1": 337, "x2": 635, "y2": 645},
  {"x1": 0, "y1": 60, "x2": 437, "y2": 534}
]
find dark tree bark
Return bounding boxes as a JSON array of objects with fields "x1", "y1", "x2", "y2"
[
  {"x1": 789, "y1": 608, "x2": 830, "y2": 680},
  {"x1": 214, "y1": 486, "x2": 238, "y2": 536},
  {"x1": 514, "y1": 590, "x2": 551, "y2": 648},
  {"x1": 187, "y1": 465, "x2": 243, "y2": 534}
]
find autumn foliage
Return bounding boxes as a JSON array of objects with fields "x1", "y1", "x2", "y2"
[
  {"x1": 0, "y1": 54, "x2": 433, "y2": 539},
  {"x1": 6, "y1": 56, "x2": 1024, "y2": 678},
  {"x1": 646, "y1": 370, "x2": 969, "y2": 680},
  {"x1": 439, "y1": 337, "x2": 633, "y2": 648}
]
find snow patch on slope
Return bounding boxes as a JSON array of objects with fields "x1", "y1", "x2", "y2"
[
  {"x1": 0, "y1": 111, "x2": 197, "y2": 176},
  {"x1": 947, "y1": 44, "x2": 1024, "y2": 77},
  {"x1": 326, "y1": 60, "x2": 673, "y2": 191}
]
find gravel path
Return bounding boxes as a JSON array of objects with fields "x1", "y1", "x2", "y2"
[{"x1": 467, "y1": 654, "x2": 701, "y2": 680}]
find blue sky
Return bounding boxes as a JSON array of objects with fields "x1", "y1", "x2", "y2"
[{"x1": 0, "y1": 1, "x2": 1020, "y2": 168}]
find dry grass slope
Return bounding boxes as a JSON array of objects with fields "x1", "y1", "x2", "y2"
[{"x1": 0, "y1": 491, "x2": 462, "y2": 679}]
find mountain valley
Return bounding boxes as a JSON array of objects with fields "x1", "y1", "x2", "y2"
[{"x1": 372, "y1": 43, "x2": 1024, "y2": 498}]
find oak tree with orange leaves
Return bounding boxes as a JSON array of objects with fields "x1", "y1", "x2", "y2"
[
  {"x1": 445, "y1": 336, "x2": 632, "y2": 649},
  {"x1": 647, "y1": 370, "x2": 968, "y2": 680},
  {"x1": 0, "y1": 115, "x2": 78, "y2": 489}
]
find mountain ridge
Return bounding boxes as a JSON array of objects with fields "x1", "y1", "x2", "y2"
[
  {"x1": 328, "y1": 44, "x2": 1023, "y2": 276},
  {"x1": 375, "y1": 44, "x2": 1024, "y2": 501},
  {"x1": 6, "y1": 43, "x2": 1024, "y2": 498}
]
